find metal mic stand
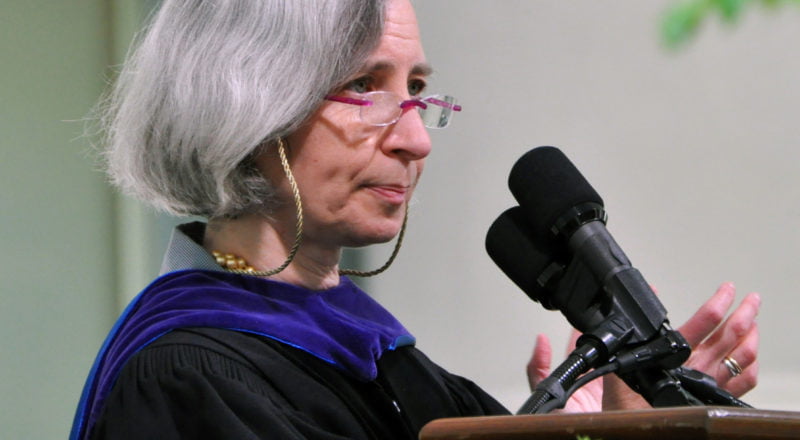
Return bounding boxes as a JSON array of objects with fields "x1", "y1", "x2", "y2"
[{"x1": 518, "y1": 325, "x2": 751, "y2": 414}]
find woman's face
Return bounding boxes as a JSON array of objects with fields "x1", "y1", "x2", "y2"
[{"x1": 260, "y1": 0, "x2": 432, "y2": 249}]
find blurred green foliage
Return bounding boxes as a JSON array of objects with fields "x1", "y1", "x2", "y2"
[{"x1": 662, "y1": 0, "x2": 800, "y2": 48}]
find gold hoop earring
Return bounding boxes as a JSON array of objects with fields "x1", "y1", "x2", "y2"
[
  {"x1": 216, "y1": 138, "x2": 407, "y2": 279},
  {"x1": 221, "y1": 138, "x2": 303, "y2": 277}
]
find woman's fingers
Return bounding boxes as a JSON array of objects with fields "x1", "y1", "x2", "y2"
[
  {"x1": 680, "y1": 289, "x2": 761, "y2": 398},
  {"x1": 703, "y1": 292, "x2": 760, "y2": 356},
  {"x1": 527, "y1": 333, "x2": 552, "y2": 392},
  {"x1": 712, "y1": 322, "x2": 760, "y2": 396},
  {"x1": 678, "y1": 282, "x2": 736, "y2": 347}
]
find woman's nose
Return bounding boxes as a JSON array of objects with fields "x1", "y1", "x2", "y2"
[{"x1": 380, "y1": 106, "x2": 432, "y2": 161}]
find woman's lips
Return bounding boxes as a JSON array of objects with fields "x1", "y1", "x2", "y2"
[{"x1": 365, "y1": 184, "x2": 409, "y2": 205}]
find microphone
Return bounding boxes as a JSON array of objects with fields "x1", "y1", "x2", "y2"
[
  {"x1": 485, "y1": 207, "x2": 561, "y2": 309},
  {"x1": 508, "y1": 146, "x2": 669, "y2": 346},
  {"x1": 508, "y1": 146, "x2": 605, "y2": 249},
  {"x1": 486, "y1": 207, "x2": 607, "y2": 331},
  {"x1": 488, "y1": 146, "x2": 748, "y2": 410}
]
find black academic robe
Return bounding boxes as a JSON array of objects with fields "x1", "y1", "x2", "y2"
[{"x1": 90, "y1": 327, "x2": 510, "y2": 439}]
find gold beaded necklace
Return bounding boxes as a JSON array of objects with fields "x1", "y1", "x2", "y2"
[
  {"x1": 212, "y1": 251, "x2": 257, "y2": 273},
  {"x1": 212, "y1": 209, "x2": 407, "y2": 278}
]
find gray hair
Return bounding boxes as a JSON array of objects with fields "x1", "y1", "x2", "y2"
[{"x1": 99, "y1": 0, "x2": 387, "y2": 218}]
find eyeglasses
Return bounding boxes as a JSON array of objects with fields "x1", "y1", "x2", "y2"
[{"x1": 324, "y1": 91, "x2": 462, "y2": 129}]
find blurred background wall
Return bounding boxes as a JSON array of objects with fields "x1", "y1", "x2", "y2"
[
  {"x1": 2, "y1": 0, "x2": 798, "y2": 437},
  {"x1": 1, "y1": 1, "x2": 166, "y2": 438},
  {"x1": 400, "y1": 0, "x2": 800, "y2": 411}
]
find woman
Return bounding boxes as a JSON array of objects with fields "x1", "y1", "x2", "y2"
[{"x1": 72, "y1": 0, "x2": 759, "y2": 438}]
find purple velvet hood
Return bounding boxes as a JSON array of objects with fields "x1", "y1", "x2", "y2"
[{"x1": 70, "y1": 269, "x2": 415, "y2": 440}]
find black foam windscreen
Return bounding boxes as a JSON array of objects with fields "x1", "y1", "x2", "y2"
[
  {"x1": 508, "y1": 147, "x2": 603, "y2": 242},
  {"x1": 485, "y1": 206, "x2": 560, "y2": 307}
]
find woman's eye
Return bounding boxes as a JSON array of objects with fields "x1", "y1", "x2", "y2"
[
  {"x1": 345, "y1": 77, "x2": 372, "y2": 94},
  {"x1": 408, "y1": 79, "x2": 427, "y2": 97}
]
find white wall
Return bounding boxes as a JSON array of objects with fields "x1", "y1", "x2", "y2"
[
  {"x1": 0, "y1": 1, "x2": 161, "y2": 437},
  {"x1": 369, "y1": 0, "x2": 800, "y2": 411},
  {"x1": 0, "y1": 1, "x2": 117, "y2": 438}
]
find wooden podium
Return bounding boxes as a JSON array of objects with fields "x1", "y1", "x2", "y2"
[{"x1": 420, "y1": 407, "x2": 800, "y2": 440}]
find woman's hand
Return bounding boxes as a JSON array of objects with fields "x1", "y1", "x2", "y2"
[
  {"x1": 525, "y1": 282, "x2": 760, "y2": 412},
  {"x1": 677, "y1": 282, "x2": 760, "y2": 397}
]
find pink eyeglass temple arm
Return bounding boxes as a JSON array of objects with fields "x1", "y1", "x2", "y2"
[
  {"x1": 325, "y1": 95, "x2": 374, "y2": 106},
  {"x1": 422, "y1": 97, "x2": 462, "y2": 112},
  {"x1": 325, "y1": 95, "x2": 462, "y2": 112}
]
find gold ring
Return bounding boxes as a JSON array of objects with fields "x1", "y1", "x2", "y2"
[{"x1": 723, "y1": 356, "x2": 743, "y2": 377}]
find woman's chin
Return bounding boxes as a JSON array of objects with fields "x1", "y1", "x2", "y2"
[{"x1": 342, "y1": 222, "x2": 403, "y2": 247}]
